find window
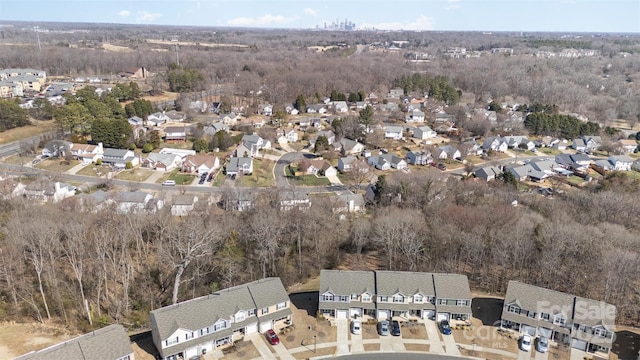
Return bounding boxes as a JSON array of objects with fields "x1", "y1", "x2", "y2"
[
  {"x1": 248, "y1": 309, "x2": 256, "y2": 316},
  {"x1": 414, "y1": 295, "x2": 423, "y2": 303},
  {"x1": 507, "y1": 304, "x2": 521, "y2": 314},
  {"x1": 540, "y1": 312, "x2": 550, "y2": 321},
  {"x1": 457, "y1": 299, "x2": 470, "y2": 306},
  {"x1": 362, "y1": 294, "x2": 371, "y2": 302},
  {"x1": 276, "y1": 302, "x2": 286, "y2": 310},
  {"x1": 393, "y1": 295, "x2": 404, "y2": 303},
  {"x1": 527, "y1": 311, "x2": 536, "y2": 318},
  {"x1": 235, "y1": 312, "x2": 246, "y2": 322},
  {"x1": 214, "y1": 321, "x2": 227, "y2": 331},
  {"x1": 340, "y1": 295, "x2": 349, "y2": 302},
  {"x1": 323, "y1": 294, "x2": 334, "y2": 302},
  {"x1": 351, "y1": 294, "x2": 358, "y2": 300},
  {"x1": 378, "y1": 296, "x2": 388, "y2": 302},
  {"x1": 166, "y1": 337, "x2": 178, "y2": 346},
  {"x1": 439, "y1": 299, "x2": 448, "y2": 305},
  {"x1": 553, "y1": 316, "x2": 566, "y2": 326},
  {"x1": 593, "y1": 328, "x2": 607, "y2": 338},
  {"x1": 200, "y1": 327, "x2": 210, "y2": 336},
  {"x1": 261, "y1": 307, "x2": 269, "y2": 315},
  {"x1": 427, "y1": 296, "x2": 435, "y2": 304},
  {"x1": 185, "y1": 332, "x2": 194, "y2": 340}
]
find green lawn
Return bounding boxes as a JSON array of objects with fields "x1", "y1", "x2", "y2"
[
  {"x1": 623, "y1": 170, "x2": 640, "y2": 180},
  {"x1": 539, "y1": 147, "x2": 562, "y2": 155},
  {"x1": 167, "y1": 172, "x2": 196, "y2": 185},
  {"x1": 566, "y1": 176, "x2": 586, "y2": 185},
  {"x1": 212, "y1": 170, "x2": 226, "y2": 186},
  {"x1": 287, "y1": 174, "x2": 331, "y2": 186}
]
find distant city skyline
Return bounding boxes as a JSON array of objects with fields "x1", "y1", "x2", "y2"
[{"x1": 0, "y1": 0, "x2": 639, "y2": 33}]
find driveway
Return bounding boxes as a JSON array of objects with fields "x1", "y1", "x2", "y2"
[
  {"x1": 336, "y1": 318, "x2": 350, "y2": 355},
  {"x1": 326, "y1": 174, "x2": 342, "y2": 185},
  {"x1": 380, "y1": 334, "x2": 406, "y2": 352},
  {"x1": 441, "y1": 331, "x2": 461, "y2": 356},
  {"x1": 247, "y1": 333, "x2": 276, "y2": 359},
  {"x1": 273, "y1": 152, "x2": 316, "y2": 188},
  {"x1": 534, "y1": 349, "x2": 549, "y2": 360},
  {"x1": 272, "y1": 343, "x2": 295, "y2": 360},
  {"x1": 350, "y1": 331, "x2": 364, "y2": 353},
  {"x1": 424, "y1": 321, "x2": 445, "y2": 354}
]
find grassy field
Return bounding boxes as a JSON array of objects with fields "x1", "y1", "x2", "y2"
[
  {"x1": 212, "y1": 170, "x2": 226, "y2": 186},
  {"x1": 237, "y1": 159, "x2": 274, "y2": 187},
  {"x1": 115, "y1": 168, "x2": 154, "y2": 182},
  {"x1": 0, "y1": 120, "x2": 56, "y2": 145},
  {"x1": 539, "y1": 147, "x2": 562, "y2": 155},
  {"x1": 76, "y1": 164, "x2": 110, "y2": 177},
  {"x1": 34, "y1": 158, "x2": 79, "y2": 173},
  {"x1": 288, "y1": 174, "x2": 331, "y2": 186},
  {"x1": 3, "y1": 154, "x2": 34, "y2": 165}
]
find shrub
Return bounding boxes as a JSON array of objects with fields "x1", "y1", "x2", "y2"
[
  {"x1": 95, "y1": 158, "x2": 102, "y2": 165},
  {"x1": 125, "y1": 161, "x2": 133, "y2": 169},
  {"x1": 142, "y1": 143, "x2": 153, "y2": 153}
]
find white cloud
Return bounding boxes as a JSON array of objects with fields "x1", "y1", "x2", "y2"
[
  {"x1": 360, "y1": 15, "x2": 434, "y2": 31},
  {"x1": 118, "y1": 10, "x2": 131, "y2": 18},
  {"x1": 136, "y1": 11, "x2": 162, "y2": 23},
  {"x1": 227, "y1": 14, "x2": 298, "y2": 27},
  {"x1": 303, "y1": 8, "x2": 317, "y2": 16}
]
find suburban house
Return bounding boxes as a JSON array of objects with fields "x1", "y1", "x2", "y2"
[
  {"x1": 128, "y1": 116, "x2": 146, "y2": 138},
  {"x1": 13, "y1": 324, "x2": 134, "y2": 360},
  {"x1": 164, "y1": 126, "x2": 188, "y2": 142},
  {"x1": 279, "y1": 190, "x2": 311, "y2": 211},
  {"x1": 159, "y1": 148, "x2": 196, "y2": 160},
  {"x1": 147, "y1": 112, "x2": 171, "y2": 127},
  {"x1": 12, "y1": 181, "x2": 76, "y2": 203},
  {"x1": 333, "y1": 138, "x2": 365, "y2": 156},
  {"x1": 474, "y1": 166, "x2": 502, "y2": 181},
  {"x1": 118, "y1": 66, "x2": 147, "y2": 79},
  {"x1": 338, "y1": 156, "x2": 357, "y2": 172},
  {"x1": 241, "y1": 134, "x2": 271, "y2": 152},
  {"x1": 315, "y1": 130, "x2": 336, "y2": 145},
  {"x1": 501, "y1": 281, "x2": 616, "y2": 356},
  {"x1": 333, "y1": 101, "x2": 349, "y2": 113},
  {"x1": 437, "y1": 145, "x2": 461, "y2": 160},
  {"x1": 226, "y1": 157, "x2": 253, "y2": 176},
  {"x1": 150, "y1": 278, "x2": 292, "y2": 360},
  {"x1": 165, "y1": 110, "x2": 186, "y2": 122},
  {"x1": 42, "y1": 140, "x2": 72, "y2": 158},
  {"x1": 573, "y1": 136, "x2": 602, "y2": 152},
  {"x1": 405, "y1": 109, "x2": 425, "y2": 123},
  {"x1": 259, "y1": 104, "x2": 273, "y2": 116},
  {"x1": 204, "y1": 122, "x2": 230, "y2": 136},
  {"x1": 413, "y1": 126, "x2": 437, "y2": 140},
  {"x1": 504, "y1": 136, "x2": 535, "y2": 151},
  {"x1": 319, "y1": 270, "x2": 471, "y2": 322},
  {"x1": 306, "y1": 159, "x2": 336, "y2": 176},
  {"x1": 307, "y1": 104, "x2": 327, "y2": 114},
  {"x1": 182, "y1": 155, "x2": 220, "y2": 175},
  {"x1": 71, "y1": 142, "x2": 104, "y2": 164},
  {"x1": 384, "y1": 125, "x2": 404, "y2": 140},
  {"x1": 332, "y1": 192, "x2": 366, "y2": 213},
  {"x1": 285, "y1": 129, "x2": 299, "y2": 143},
  {"x1": 220, "y1": 113, "x2": 240, "y2": 126},
  {"x1": 114, "y1": 191, "x2": 158, "y2": 214},
  {"x1": 406, "y1": 150, "x2": 433, "y2": 166},
  {"x1": 368, "y1": 153, "x2": 408, "y2": 171},
  {"x1": 482, "y1": 136, "x2": 509, "y2": 153},
  {"x1": 144, "y1": 152, "x2": 182, "y2": 172},
  {"x1": 608, "y1": 155, "x2": 633, "y2": 171},
  {"x1": 102, "y1": 148, "x2": 139, "y2": 168},
  {"x1": 616, "y1": 139, "x2": 638, "y2": 153},
  {"x1": 171, "y1": 195, "x2": 199, "y2": 216}
]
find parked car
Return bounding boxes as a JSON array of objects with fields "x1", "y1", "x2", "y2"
[
  {"x1": 350, "y1": 319, "x2": 362, "y2": 335},
  {"x1": 391, "y1": 320, "x2": 401, "y2": 336},
  {"x1": 207, "y1": 173, "x2": 214, "y2": 182},
  {"x1": 162, "y1": 180, "x2": 176, "y2": 186},
  {"x1": 377, "y1": 320, "x2": 390, "y2": 336},
  {"x1": 265, "y1": 329, "x2": 279, "y2": 345},
  {"x1": 438, "y1": 320, "x2": 452, "y2": 335},
  {"x1": 437, "y1": 163, "x2": 447, "y2": 171},
  {"x1": 520, "y1": 334, "x2": 532, "y2": 352},
  {"x1": 535, "y1": 336, "x2": 548, "y2": 353}
]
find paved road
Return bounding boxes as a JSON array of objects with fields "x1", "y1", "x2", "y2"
[
  {"x1": 0, "y1": 131, "x2": 56, "y2": 158},
  {"x1": 274, "y1": 151, "x2": 317, "y2": 188},
  {"x1": 334, "y1": 354, "x2": 468, "y2": 360}
]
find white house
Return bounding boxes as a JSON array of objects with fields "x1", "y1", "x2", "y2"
[
  {"x1": 102, "y1": 148, "x2": 139, "y2": 168},
  {"x1": 144, "y1": 152, "x2": 182, "y2": 172},
  {"x1": 226, "y1": 157, "x2": 253, "y2": 176},
  {"x1": 437, "y1": 145, "x2": 461, "y2": 160},
  {"x1": 608, "y1": 155, "x2": 633, "y2": 171},
  {"x1": 413, "y1": 126, "x2": 437, "y2": 140},
  {"x1": 384, "y1": 125, "x2": 404, "y2": 140},
  {"x1": 171, "y1": 195, "x2": 199, "y2": 216}
]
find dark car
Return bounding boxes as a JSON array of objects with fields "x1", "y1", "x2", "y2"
[
  {"x1": 265, "y1": 329, "x2": 279, "y2": 345},
  {"x1": 391, "y1": 320, "x2": 401, "y2": 336},
  {"x1": 207, "y1": 173, "x2": 214, "y2": 182},
  {"x1": 438, "y1": 320, "x2": 452, "y2": 335},
  {"x1": 437, "y1": 163, "x2": 447, "y2": 171}
]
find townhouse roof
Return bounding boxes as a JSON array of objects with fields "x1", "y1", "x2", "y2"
[
  {"x1": 319, "y1": 270, "x2": 376, "y2": 296},
  {"x1": 375, "y1": 271, "x2": 435, "y2": 297},
  {"x1": 14, "y1": 324, "x2": 132, "y2": 360},
  {"x1": 432, "y1": 273, "x2": 471, "y2": 300},
  {"x1": 503, "y1": 281, "x2": 574, "y2": 315}
]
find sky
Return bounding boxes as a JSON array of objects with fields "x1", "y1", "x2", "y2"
[{"x1": 0, "y1": 0, "x2": 639, "y2": 33}]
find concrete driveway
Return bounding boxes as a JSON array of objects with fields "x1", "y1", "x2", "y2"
[
  {"x1": 272, "y1": 343, "x2": 295, "y2": 360},
  {"x1": 534, "y1": 349, "x2": 549, "y2": 360},
  {"x1": 380, "y1": 334, "x2": 406, "y2": 352},
  {"x1": 247, "y1": 333, "x2": 276, "y2": 359},
  {"x1": 424, "y1": 321, "x2": 445, "y2": 354},
  {"x1": 350, "y1": 330, "x2": 364, "y2": 353},
  {"x1": 441, "y1": 331, "x2": 461, "y2": 356},
  {"x1": 336, "y1": 318, "x2": 350, "y2": 355}
]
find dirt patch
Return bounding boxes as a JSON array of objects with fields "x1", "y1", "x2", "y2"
[
  {"x1": 405, "y1": 343, "x2": 430, "y2": 352},
  {"x1": 402, "y1": 322, "x2": 427, "y2": 339},
  {"x1": 0, "y1": 321, "x2": 75, "y2": 360},
  {"x1": 362, "y1": 323, "x2": 379, "y2": 340},
  {"x1": 220, "y1": 339, "x2": 260, "y2": 360},
  {"x1": 146, "y1": 39, "x2": 249, "y2": 48},
  {"x1": 363, "y1": 343, "x2": 379, "y2": 352},
  {"x1": 280, "y1": 302, "x2": 335, "y2": 352},
  {"x1": 102, "y1": 43, "x2": 133, "y2": 53}
]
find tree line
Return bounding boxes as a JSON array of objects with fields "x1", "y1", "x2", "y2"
[{"x1": 0, "y1": 171, "x2": 638, "y2": 331}]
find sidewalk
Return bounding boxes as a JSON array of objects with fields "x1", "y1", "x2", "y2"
[{"x1": 67, "y1": 162, "x2": 86, "y2": 175}]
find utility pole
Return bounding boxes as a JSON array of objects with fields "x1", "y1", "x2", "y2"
[
  {"x1": 171, "y1": 36, "x2": 179, "y2": 66},
  {"x1": 34, "y1": 26, "x2": 41, "y2": 52}
]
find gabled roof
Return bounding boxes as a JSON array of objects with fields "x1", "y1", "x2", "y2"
[
  {"x1": 227, "y1": 157, "x2": 252, "y2": 172},
  {"x1": 375, "y1": 271, "x2": 435, "y2": 297},
  {"x1": 319, "y1": 270, "x2": 375, "y2": 296},
  {"x1": 503, "y1": 281, "x2": 574, "y2": 316},
  {"x1": 116, "y1": 191, "x2": 151, "y2": 204},
  {"x1": 609, "y1": 155, "x2": 633, "y2": 163},
  {"x1": 14, "y1": 324, "x2": 132, "y2": 360},
  {"x1": 146, "y1": 152, "x2": 179, "y2": 166},
  {"x1": 103, "y1": 148, "x2": 130, "y2": 158},
  {"x1": 432, "y1": 273, "x2": 471, "y2": 300}
]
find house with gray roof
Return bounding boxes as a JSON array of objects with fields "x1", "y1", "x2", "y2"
[
  {"x1": 332, "y1": 191, "x2": 366, "y2": 213},
  {"x1": 501, "y1": 281, "x2": 616, "y2": 356},
  {"x1": 102, "y1": 148, "x2": 139, "y2": 168},
  {"x1": 150, "y1": 278, "x2": 291, "y2": 360},
  {"x1": 406, "y1": 150, "x2": 433, "y2": 166},
  {"x1": 474, "y1": 166, "x2": 502, "y2": 181},
  {"x1": 318, "y1": 270, "x2": 471, "y2": 322},
  {"x1": 143, "y1": 152, "x2": 182, "y2": 172},
  {"x1": 14, "y1": 324, "x2": 133, "y2": 360},
  {"x1": 225, "y1": 157, "x2": 253, "y2": 176},
  {"x1": 607, "y1": 155, "x2": 633, "y2": 171}
]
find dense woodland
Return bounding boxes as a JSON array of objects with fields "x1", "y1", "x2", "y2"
[{"x1": 0, "y1": 22, "x2": 638, "y2": 331}]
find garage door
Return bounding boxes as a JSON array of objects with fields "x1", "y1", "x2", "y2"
[
  {"x1": 259, "y1": 321, "x2": 273, "y2": 333},
  {"x1": 336, "y1": 310, "x2": 348, "y2": 319},
  {"x1": 423, "y1": 310, "x2": 435, "y2": 320},
  {"x1": 538, "y1": 327, "x2": 552, "y2": 338},
  {"x1": 246, "y1": 323, "x2": 258, "y2": 334},
  {"x1": 437, "y1": 313, "x2": 450, "y2": 322},
  {"x1": 349, "y1": 308, "x2": 361, "y2": 318},
  {"x1": 572, "y1": 339, "x2": 588, "y2": 351},
  {"x1": 377, "y1": 310, "x2": 389, "y2": 320},
  {"x1": 521, "y1": 324, "x2": 536, "y2": 336}
]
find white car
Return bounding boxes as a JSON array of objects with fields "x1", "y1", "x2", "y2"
[
  {"x1": 350, "y1": 319, "x2": 362, "y2": 335},
  {"x1": 520, "y1": 334, "x2": 532, "y2": 352}
]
